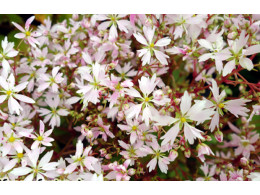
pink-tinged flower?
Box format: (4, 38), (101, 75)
(91, 117), (115, 141)
(125, 74), (170, 126)
(222, 30), (260, 76)
(167, 14), (206, 40)
(115, 62), (137, 79)
(142, 141), (170, 174)
(228, 122), (258, 159)
(31, 47), (51, 67)
(0, 37), (18, 75)
(37, 95), (69, 128)
(6, 114), (33, 134)
(118, 118), (148, 144)
(37, 66), (64, 93)
(196, 163), (217, 181)
(228, 170), (244, 181)
(12, 16), (41, 48)
(53, 40), (79, 61)
(134, 26), (171, 65)
(95, 14), (131, 40)
(214, 130), (223, 142)
(118, 140), (146, 165)
(157, 91), (214, 145)
(205, 79), (250, 132)
(0, 73), (35, 115)
(76, 62), (109, 106)
(0, 123), (24, 156)
(64, 140), (98, 174)
(197, 28), (227, 73)
(17, 63), (47, 93)
(105, 159), (132, 181)
(197, 143), (214, 162)
(107, 74), (133, 109)
(20, 120), (54, 149)
(11, 149), (59, 181)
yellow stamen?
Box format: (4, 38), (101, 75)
(132, 125), (137, 131)
(6, 90), (12, 96)
(8, 136), (15, 143)
(25, 31), (31, 36)
(17, 153), (24, 158)
(218, 103), (225, 109)
(37, 136), (43, 141)
(150, 43), (154, 48)
(144, 97), (150, 102)
(180, 117), (186, 123)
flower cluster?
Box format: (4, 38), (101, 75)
(0, 14), (259, 181)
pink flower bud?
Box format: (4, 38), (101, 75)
(153, 90), (164, 101)
(86, 130), (93, 139)
(72, 14), (79, 20)
(227, 32), (238, 40)
(128, 168), (136, 176)
(169, 150), (178, 161)
(105, 154), (112, 159)
(184, 149), (191, 158)
(97, 105), (103, 111)
(99, 148), (107, 157)
(240, 157), (248, 166)
(214, 130), (223, 142)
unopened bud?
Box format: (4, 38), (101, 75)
(128, 168), (136, 176)
(105, 154), (112, 159)
(214, 130), (223, 142)
(99, 148), (107, 157)
(153, 90), (164, 101)
(240, 157), (249, 166)
(169, 150), (178, 161)
(227, 32), (238, 40)
(184, 149), (191, 158)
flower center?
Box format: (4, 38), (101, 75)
(51, 109), (57, 115)
(111, 17), (116, 22)
(132, 125), (137, 131)
(218, 103), (225, 109)
(144, 97), (150, 102)
(50, 77), (55, 83)
(6, 90), (12, 96)
(17, 153), (24, 158)
(8, 136), (15, 143)
(150, 43), (154, 48)
(25, 31), (31, 36)
(37, 136), (43, 141)
(180, 117), (186, 123)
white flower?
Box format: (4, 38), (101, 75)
(0, 73), (35, 115)
(11, 149), (59, 181)
(205, 79), (250, 132)
(0, 37), (18, 76)
(96, 14), (131, 40)
(20, 120), (54, 149)
(37, 95), (69, 128)
(64, 140), (98, 174)
(157, 91), (214, 145)
(125, 74), (170, 126)
(222, 30), (260, 76)
(134, 26), (171, 65)
(37, 66), (64, 93)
